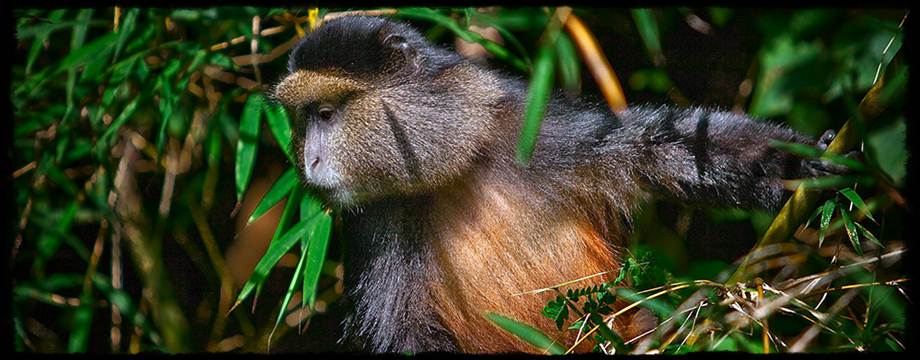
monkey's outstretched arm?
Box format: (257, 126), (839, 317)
(609, 106), (814, 211)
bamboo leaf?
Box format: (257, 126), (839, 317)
(270, 236), (308, 343)
(631, 9), (664, 66)
(96, 95), (141, 157)
(555, 32), (580, 93)
(854, 222), (883, 248)
(265, 103), (294, 163)
(516, 42), (556, 165)
(248, 168), (297, 225)
(839, 188), (876, 223)
(791, 175), (873, 190)
(17, 32), (119, 99)
(67, 294), (94, 352)
(232, 205), (317, 309)
(302, 208), (331, 308)
(236, 93), (264, 201)
(156, 71), (177, 156)
(24, 9), (67, 76)
(91, 275), (159, 344)
(769, 140), (821, 158)
(818, 199), (835, 248)
(397, 8), (528, 72)
(483, 312), (565, 355)
(112, 8), (140, 63)
(839, 208), (862, 256)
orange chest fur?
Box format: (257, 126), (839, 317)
(427, 183), (623, 353)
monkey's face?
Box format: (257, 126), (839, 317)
(273, 16), (497, 206)
(274, 69), (402, 205)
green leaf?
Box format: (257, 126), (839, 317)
(232, 204), (318, 310)
(838, 188), (876, 223)
(24, 9), (67, 76)
(265, 104), (294, 163)
(541, 296), (569, 330)
(854, 222), (883, 249)
(236, 93), (264, 201)
(616, 287), (673, 318)
(805, 204), (822, 229)
(248, 168), (298, 225)
(91, 274), (160, 344)
(554, 33), (580, 93)
(112, 8), (140, 63)
(156, 72), (177, 156)
(516, 42), (556, 165)
(769, 139), (821, 158)
(818, 199), (835, 248)
(67, 294), (94, 353)
(302, 209), (331, 308)
(792, 175), (873, 190)
(63, 9), (92, 130)
(397, 8), (528, 73)
(866, 119), (907, 186)
(632, 9), (663, 65)
(270, 235), (308, 343)
(483, 312), (565, 354)
(839, 208), (862, 256)
(17, 32), (119, 99)
(483, 21), (532, 67)
(96, 95), (142, 157)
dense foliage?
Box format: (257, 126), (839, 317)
(11, 7), (909, 353)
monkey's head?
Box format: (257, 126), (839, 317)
(273, 16), (503, 206)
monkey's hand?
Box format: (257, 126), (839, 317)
(800, 129), (864, 178)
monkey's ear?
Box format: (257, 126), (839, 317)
(381, 33), (420, 71)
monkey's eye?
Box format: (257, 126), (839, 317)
(317, 105), (335, 122)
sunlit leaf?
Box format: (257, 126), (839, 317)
(839, 207), (862, 256)
(818, 199), (835, 248)
(91, 274), (160, 344)
(265, 103), (294, 163)
(67, 294), (93, 352)
(270, 235), (308, 342)
(248, 168), (297, 225)
(112, 8), (140, 63)
(302, 209), (331, 308)
(397, 7), (529, 73)
(790, 175), (873, 190)
(838, 188), (876, 223)
(17, 32), (118, 99)
(236, 93), (264, 201)
(854, 222), (883, 248)
(555, 33), (580, 92)
(232, 202), (318, 309)
(483, 312), (565, 354)
(516, 42), (556, 165)
(24, 9), (67, 76)
(96, 94), (141, 158)
(631, 9), (663, 66)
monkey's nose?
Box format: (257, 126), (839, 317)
(310, 157), (320, 170)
